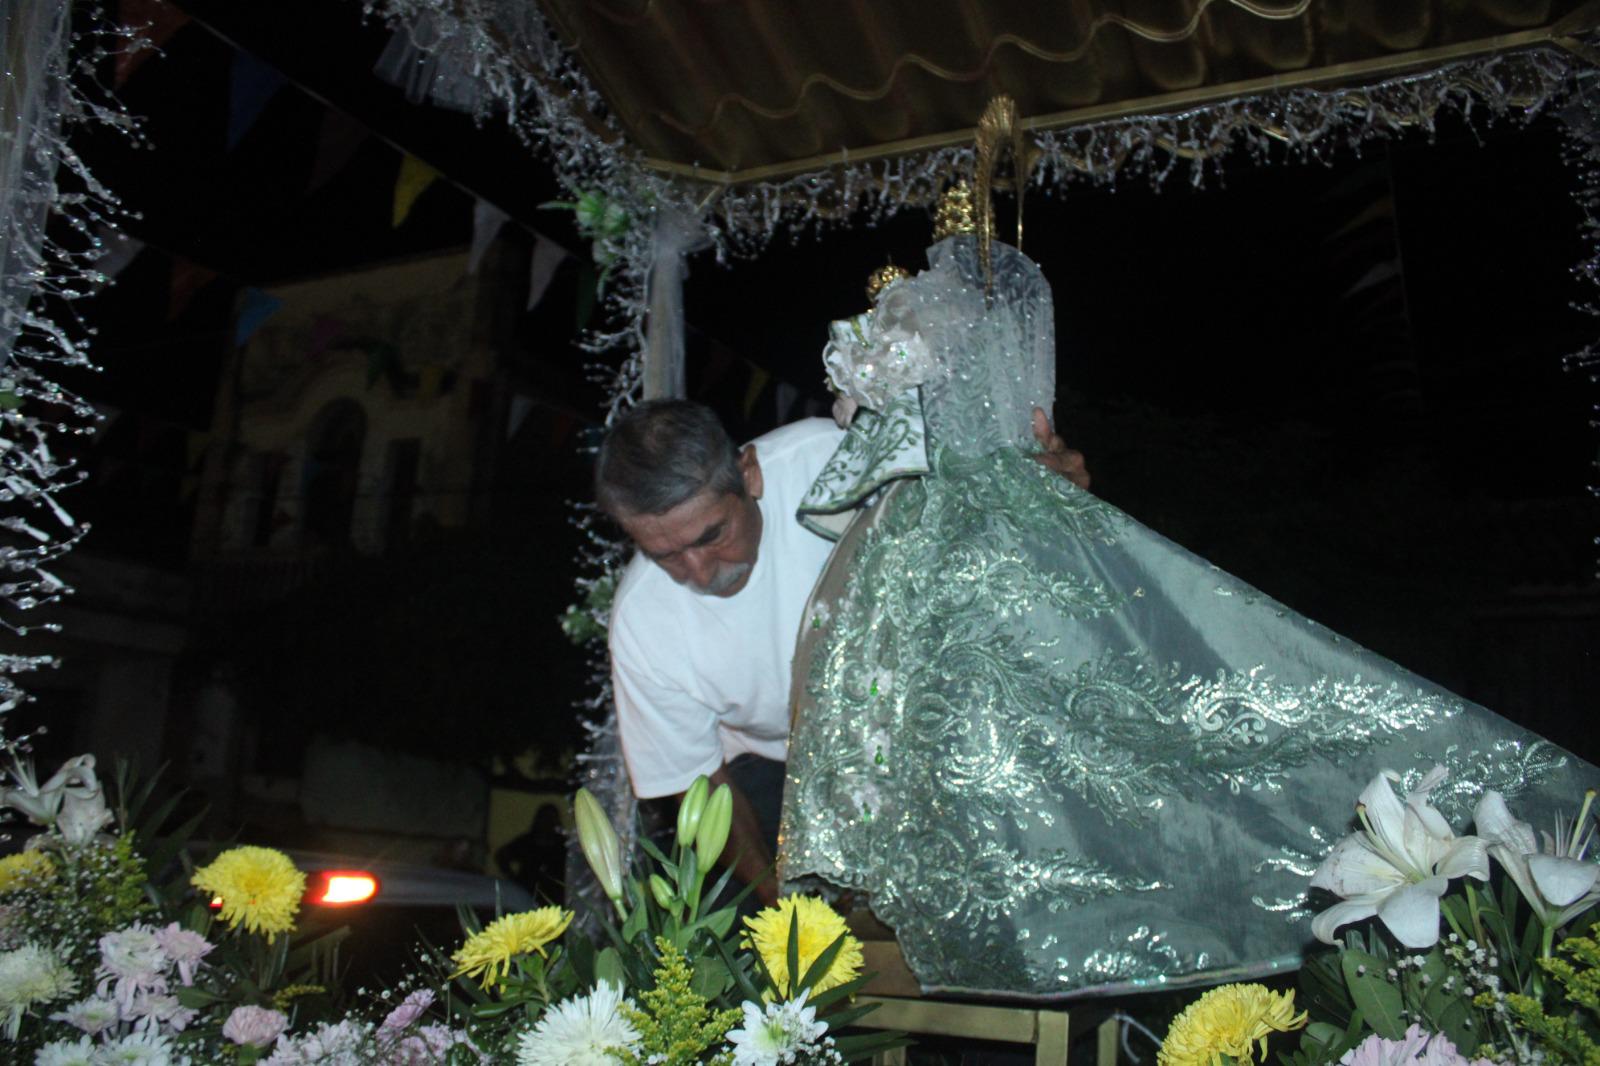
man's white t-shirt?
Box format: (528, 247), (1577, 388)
(609, 418), (844, 799)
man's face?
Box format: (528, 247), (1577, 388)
(619, 447), (764, 597)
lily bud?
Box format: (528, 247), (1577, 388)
(649, 874), (675, 911)
(573, 788), (624, 902)
(677, 776), (710, 847)
(695, 784), (733, 870)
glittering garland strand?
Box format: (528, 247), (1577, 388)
(0, 6), (142, 739)
(361, 0), (1600, 906)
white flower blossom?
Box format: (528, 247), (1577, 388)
(96, 1020), (189, 1066)
(0, 942), (78, 1038)
(515, 981), (640, 1066)
(1310, 767), (1490, 949)
(726, 991), (830, 1065)
(34, 1034), (96, 1066)
(96, 924), (169, 1017)
(1474, 789), (1599, 931)
(50, 994), (119, 1036)
(151, 924), (212, 987)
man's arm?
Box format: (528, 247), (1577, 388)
(681, 765), (779, 907)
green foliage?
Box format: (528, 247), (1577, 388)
(620, 938), (740, 1066)
(1479, 937), (1600, 1065)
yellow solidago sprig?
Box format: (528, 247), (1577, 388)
(451, 905), (573, 989)
(0, 850), (54, 893)
(622, 937), (740, 1066)
(1158, 983), (1307, 1066)
(742, 894), (864, 998)
(191, 845), (306, 941)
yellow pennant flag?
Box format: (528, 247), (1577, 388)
(742, 365), (771, 418)
(393, 155), (440, 228)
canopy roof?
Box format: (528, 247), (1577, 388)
(535, 0), (1599, 183)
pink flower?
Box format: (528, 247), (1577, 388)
(223, 1004), (289, 1048)
(1339, 1025), (1496, 1066)
(379, 988), (435, 1036)
(153, 923), (213, 986)
(386, 1025), (484, 1064)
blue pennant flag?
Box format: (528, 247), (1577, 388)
(234, 287), (283, 348)
(228, 50), (288, 150)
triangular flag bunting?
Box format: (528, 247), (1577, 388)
(234, 287), (284, 347)
(115, 0), (190, 87)
(227, 50), (288, 150)
(308, 110), (367, 194)
(393, 155), (440, 228)
(507, 394), (534, 440)
(468, 200), (509, 275)
(742, 365), (771, 418)
(167, 257), (218, 320)
(94, 226), (145, 280)
(526, 236), (566, 310)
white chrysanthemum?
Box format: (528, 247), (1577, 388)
(0, 942), (79, 1038)
(96, 1022), (189, 1066)
(34, 1034), (96, 1066)
(726, 991), (830, 1065)
(516, 982), (640, 1066)
(50, 994), (119, 1035)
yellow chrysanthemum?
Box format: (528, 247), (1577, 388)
(1158, 983), (1307, 1066)
(742, 894), (863, 997)
(191, 846), (305, 941)
(450, 906), (573, 988)
(0, 851), (54, 893)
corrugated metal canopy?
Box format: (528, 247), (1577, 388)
(534, 0), (1599, 182)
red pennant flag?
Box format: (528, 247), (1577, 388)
(115, 0), (191, 87)
(307, 110), (367, 194)
(167, 256), (218, 320)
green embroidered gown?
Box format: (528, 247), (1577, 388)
(779, 235), (1594, 999)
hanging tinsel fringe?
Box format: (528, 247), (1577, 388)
(0, 4), (143, 747)
(365, 0), (1600, 905)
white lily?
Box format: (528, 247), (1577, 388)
(1474, 788), (1599, 934)
(1310, 766), (1490, 949)
(0, 754), (108, 842)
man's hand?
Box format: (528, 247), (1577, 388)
(1030, 407), (1090, 490)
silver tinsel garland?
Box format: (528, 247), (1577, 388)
(0, 4), (140, 738)
(363, 0), (1600, 911)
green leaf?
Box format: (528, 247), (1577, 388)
(690, 956), (730, 1000)
(1302, 1022), (1343, 1050)
(1342, 950), (1405, 1039)
(596, 947), (625, 989)
(797, 930), (849, 995)
(809, 972), (873, 1011)
(786, 906), (802, 1000)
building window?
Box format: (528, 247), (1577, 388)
(301, 399), (366, 548)
(383, 438), (422, 553)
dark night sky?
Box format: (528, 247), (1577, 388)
(57, 5), (1600, 764)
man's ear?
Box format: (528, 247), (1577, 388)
(738, 445), (764, 500)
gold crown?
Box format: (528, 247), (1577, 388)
(865, 262), (910, 303)
(932, 180), (978, 241)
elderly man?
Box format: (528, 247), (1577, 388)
(596, 399), (1086, 904)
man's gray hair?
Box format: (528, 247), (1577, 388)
(595, 400), (745, 518)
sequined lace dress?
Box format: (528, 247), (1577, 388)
(779, 235), (1594, 1000)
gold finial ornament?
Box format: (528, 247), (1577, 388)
(865, 262), (910, 303)
(932, 180), (978, 241)
(973, 94), (1034, 297)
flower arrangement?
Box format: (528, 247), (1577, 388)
(1156, 768), (1598, 1066)
(0, 750), (904, 1063)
